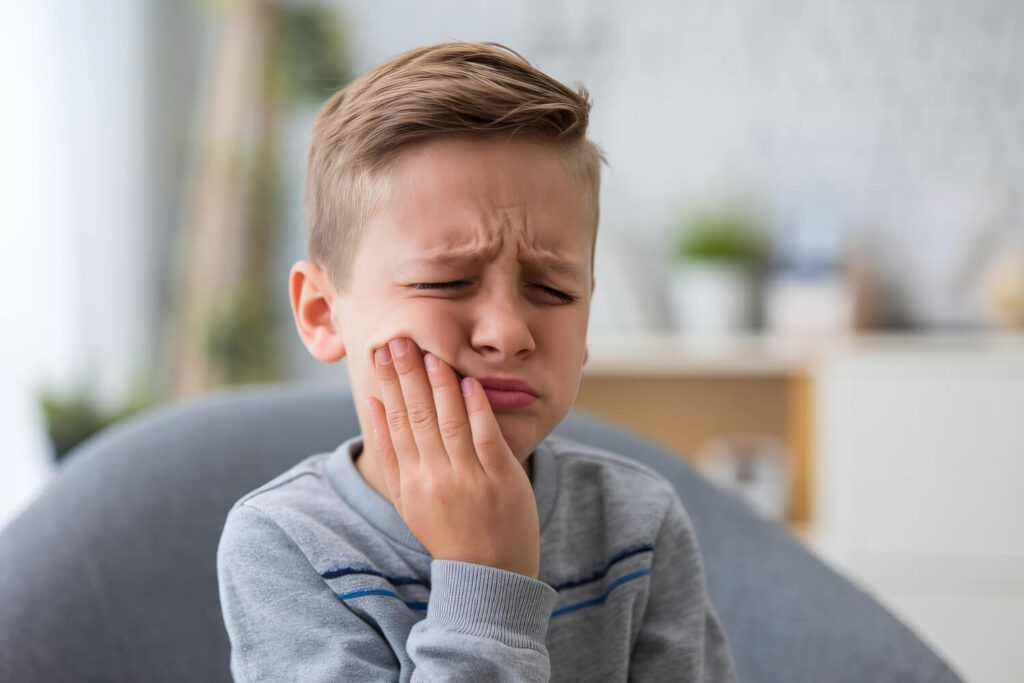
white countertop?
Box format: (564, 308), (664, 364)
(583, 330), (1024, 376)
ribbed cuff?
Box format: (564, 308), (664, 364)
(427, 560), (558, 650)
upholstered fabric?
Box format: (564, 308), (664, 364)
(0, 382), (962, 682)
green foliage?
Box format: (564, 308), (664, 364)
(205, 277), (283, 385)
(674, 208), (766, 263)
(267, 3), (353, 103)
(38, 381), (157, 461)
(200, 1), (350, 388)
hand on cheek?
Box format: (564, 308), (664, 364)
(364, 336), (541, 579)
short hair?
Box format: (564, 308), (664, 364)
(305, 40), (607, 293)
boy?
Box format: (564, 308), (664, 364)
(217, 40), (736, 681)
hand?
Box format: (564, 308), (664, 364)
(364, 337), (541, 579)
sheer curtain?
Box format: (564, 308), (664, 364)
(0, 0), (153, 530)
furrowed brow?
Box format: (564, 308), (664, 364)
(394, 249), (587, 284)
(393, 250), (493, 278)
(525, 255), (587, 283)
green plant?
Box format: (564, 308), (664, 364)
(205, 275), (283, 385)
(674, 208), (766, 263)
(38, 380), (157, 461)
(267, 3), (353, 103)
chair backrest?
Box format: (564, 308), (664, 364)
(0, 382), (961, 682)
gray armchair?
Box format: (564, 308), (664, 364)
(0, 382), (962, 682)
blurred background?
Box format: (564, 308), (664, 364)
(2, 1), (1022, 680)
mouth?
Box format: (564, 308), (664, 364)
(389, 346), (537, 412)
(475, 376), (538, 411)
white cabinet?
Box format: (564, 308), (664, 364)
(811, 338), (1024, 683)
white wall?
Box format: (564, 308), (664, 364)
(0, 0), (152, 529)
(334, 0), (1024, 329)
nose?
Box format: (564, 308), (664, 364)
(469, 287), (536, 363)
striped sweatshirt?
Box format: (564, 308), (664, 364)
(216, 433), (736, 682)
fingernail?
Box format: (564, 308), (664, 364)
(461, 377), (473, 396)
(388, 338), (408, 358)
(424, 352), (439, 372)
(375, 346), (391, 364)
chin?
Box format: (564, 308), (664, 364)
(495, 419), (544, 463)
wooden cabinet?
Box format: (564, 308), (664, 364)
(576, 333), (815, 525)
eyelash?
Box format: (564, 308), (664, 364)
(412, 281), (577, 304)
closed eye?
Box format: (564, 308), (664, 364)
(411, 281), (470, 290)
(411, 281), (576, 304)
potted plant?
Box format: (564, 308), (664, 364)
(668, 207), (766, 334)
(38, 379), (157, 462)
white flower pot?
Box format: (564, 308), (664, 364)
(668, 260), (756, 334)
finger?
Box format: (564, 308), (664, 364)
(373, 343), (420, 469)
(460, 376), (514, 475)
(365, 396), (403, 516)
(388, 337), (449, 468)
(423, 351), (480, 474)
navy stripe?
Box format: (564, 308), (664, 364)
(337, 569), (652, 618)
(322, 566), (429, 587)
(550, 569), (651, 618)
(337, 588), (427, 611)
(549, 543), (654, 591)
(329, 543), (655, 616)
(322, 543), (652, 591)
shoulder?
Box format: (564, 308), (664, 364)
(543, 434), (678, 499)
(219, 452), (369, 570)
(231, 452), (333, 514)
(541, 434), (684, 531)
(219, 452), (332, 543)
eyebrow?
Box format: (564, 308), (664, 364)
(396, 250), (587, 283)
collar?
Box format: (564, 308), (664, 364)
(326, 433), (560, 555)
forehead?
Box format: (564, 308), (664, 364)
(365, 135), (594, 276)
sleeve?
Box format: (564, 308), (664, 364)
(217, 503), (560, 682)
(405, 559), (559, 681)
(628, 491), (738, 682)
(217, 503), (400, 682)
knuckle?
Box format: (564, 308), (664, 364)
(394, 356), (419, 376)
(405, 402), (436, 430)
(386, 408), (409, 432)
(473, 430), (500, 451)
(437, 417), (464, 442)
(415, 472), (449, 500)
(377, 368), (400, 386)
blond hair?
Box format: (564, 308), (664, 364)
(305, 40), (607, 293)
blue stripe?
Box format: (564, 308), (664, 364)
(549, 543), (654, 592)
(322, 566), (429, 587)
(330, 544), (655, 617)
(550, 569), (651, 618)
(337, 569), (651, 617)
(337, 588), (427, 611)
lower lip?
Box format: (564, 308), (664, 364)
(482, 388), (537, 410)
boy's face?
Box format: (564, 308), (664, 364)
(293, 135), (595, 463)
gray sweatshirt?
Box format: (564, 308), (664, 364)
(217, 433), (737, 682)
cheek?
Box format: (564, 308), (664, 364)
(359, 302), (464, 369)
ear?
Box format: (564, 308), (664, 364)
(289, 260), (347, 362)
